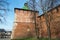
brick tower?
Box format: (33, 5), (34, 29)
(11, 8), (39, 39)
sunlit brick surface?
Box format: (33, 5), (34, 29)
(11, 9), (39, 39)
(38, 5), (60, 38)
(11, 5), (60, 39)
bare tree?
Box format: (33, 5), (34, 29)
(27, 0), (40, 40)
(27, 0), (59, 40)
(0, 0), (9, 23)
(39, 0), (58, 40)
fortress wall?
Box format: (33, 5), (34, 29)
(11, 8), (39, 39)
(38, 5), (60, 38)
(11, 5), (60, 39)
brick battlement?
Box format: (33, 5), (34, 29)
(11, 5), (60, 39)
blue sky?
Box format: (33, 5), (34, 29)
(0, 0), (60, 31)
(0, 0), (28, 31)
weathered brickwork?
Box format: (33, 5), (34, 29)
(38, 5), (60, 38)
(11, 9), (39, 39)
(11, 5), (60, 39)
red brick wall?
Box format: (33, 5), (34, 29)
(13, 22), (36, 39)
(11, 9), (39, 39)
(38, 5), (60, 38)
(11, 5), (60, 39)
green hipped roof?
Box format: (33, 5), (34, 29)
(22, 6), (30, 10)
